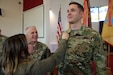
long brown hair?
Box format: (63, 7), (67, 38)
(2, 34), (29, 75)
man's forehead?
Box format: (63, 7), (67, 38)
(68, 4), (78, 9)
(28, 28), (37, 33)
(28, 27), (36, 31)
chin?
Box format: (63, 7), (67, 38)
(69, 22), (74, 24)
(68, 20), (73, 23)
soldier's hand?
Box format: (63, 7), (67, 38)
(62, 32), (69, 40)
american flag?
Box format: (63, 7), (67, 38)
(56, 7), (62, 42)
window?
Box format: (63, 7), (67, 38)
(90, 6), (108, 22)
(90, 7), (99, 22)
(99, 6), (108, 21)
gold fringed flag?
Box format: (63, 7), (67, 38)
(56, 7), (62, 43)
(102, 0), (113, 75)
(83, 0), (92, 28)
(102, 0), (113, 46)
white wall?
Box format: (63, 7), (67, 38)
(0, 0), (23, 36)
(0, 0), (47, 44)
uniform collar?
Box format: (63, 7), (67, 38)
(66, 25), (86, 35)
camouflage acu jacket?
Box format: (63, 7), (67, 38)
(29, 41), (51, 60)
(58, 25), (107, 75)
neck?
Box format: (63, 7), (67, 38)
(33, 41), (37, 46)
(70, 21), (82, 30)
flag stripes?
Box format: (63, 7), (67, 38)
(57, 22), (62, 38)
(56, 7), (62, 42)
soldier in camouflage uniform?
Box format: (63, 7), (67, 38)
(28, 41), (51, 60)
(58, 2), (107, 75)
(25, 26), (51, 60)
(25, 26), (52, 75)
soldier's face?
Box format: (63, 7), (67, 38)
(67, 4), (83, 24)
(26, 27), (38, 42)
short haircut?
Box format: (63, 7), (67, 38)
(69, 2), (84, 12)
(25, 26), (36, 34)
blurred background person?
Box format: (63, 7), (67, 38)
(25, 26), (51, 60)
(25, 26), (52, 75)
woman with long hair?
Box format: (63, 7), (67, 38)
(1, 32), (69, 75)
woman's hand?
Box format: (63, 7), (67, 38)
(62, 32), (69, 40)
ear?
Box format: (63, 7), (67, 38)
(80, 12), (84, 18)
